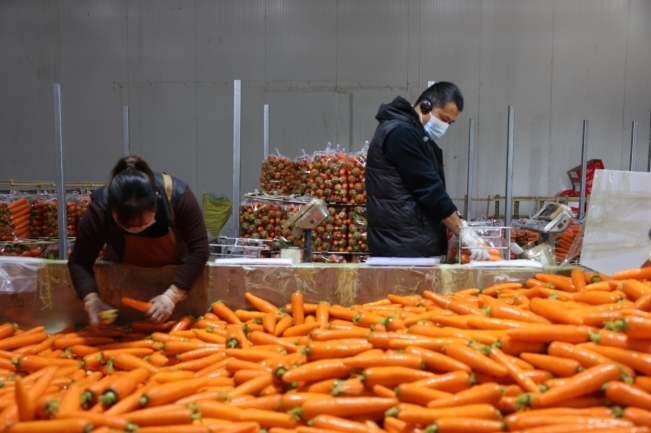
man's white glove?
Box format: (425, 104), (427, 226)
(145, 285), (187, 324)
(459, 221), (490, 261)
(83, 293), (114, 328)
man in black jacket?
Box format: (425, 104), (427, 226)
(366, 82), (488, 259)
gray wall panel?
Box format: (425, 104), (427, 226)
(0, 0), (60, 181)
(266, 0), (337, 91)
(476, 0), (554, 217)
(59, 0), (128, 182)
(130, 83), (198, 196)
(336, 0), (410, 91)
(624, 0), (651, 171)
(1, 0), (651, 225)
(196, 0), (265, 84)
(420, 0), (482, 208)
(550, 0), (629, 193)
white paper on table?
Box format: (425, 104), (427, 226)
(213, 258), (294, 266)
(580, 170), (651, 275)
(366, 257), (440, 267)
(468, 259), (544, 268)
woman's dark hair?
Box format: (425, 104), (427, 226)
(107, 155), (157, 227)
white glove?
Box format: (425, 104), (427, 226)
(83, 293), (114, 329)
(459, 221), (490, 261)
(145, 286), (187, 324)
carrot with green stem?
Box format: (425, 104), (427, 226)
(394, 384), (453, 406)
(0, 333), (48, 351)
(244, 293), (280, 314)
(547, 341), (635, 378)
(571, 269), (587, 293)
(442, 344), (507, 377)
(3, 419), (92, 433)
(139, 377), (208, 407)
(506, 325), (590, 344)
(488, 347), (539, 393)
(316, 302), (330, 329)
(534, 274), (576, 292)
(622, 407), (651, 428)
(580, 342), (651, 376)
(300, 397), (397, 421)
(612, 267), (651, 281)
(603, 380), (651, 411)
(519, 353), (582, 377)
(529, 298), (583, 325)
(99, 367), (150, 407)
(425, 382), (503, 409)
(281, 359), (350, 384)
(273, 316), (294, 337)
(536, 362), (622, 407)
(211, 301), (242, 324)
(342, 352), (422, 370)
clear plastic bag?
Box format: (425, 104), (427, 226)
(36, 193), (90, 238)
(346, 141), (368, 205)
(307, 144), (348, 204)
(292, 151), (312, 197)
(0, 256), (44, 293)
(314, 206), (348, 253)
(311, 253), (348, 264)
(347, 206), (369, 253)
(260, 150), (294, 195)
(449, 224), (507, 264)
(559, 223), (583, 265)
(0, 194), (33, 241)
(238, 199), (280, 241)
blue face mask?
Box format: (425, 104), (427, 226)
(424, 115), (449, 140)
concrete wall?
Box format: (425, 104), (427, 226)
(1, 0), (650, 227)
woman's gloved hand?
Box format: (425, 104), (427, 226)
(459, 221), (490, 261)
(83, 293), (114, 328)
(145, 285), (187, 324)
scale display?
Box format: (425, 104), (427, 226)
(517, 203), (573, 234)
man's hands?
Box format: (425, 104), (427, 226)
(145, 285), (187, 324)
(459, 221), (490, 261)
(83, 293), (114, 329)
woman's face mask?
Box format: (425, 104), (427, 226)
(113, 211), (156, 233)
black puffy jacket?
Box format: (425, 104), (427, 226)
(366, 97), (453, 257)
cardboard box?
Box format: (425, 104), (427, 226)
(568, 159), (604, 195)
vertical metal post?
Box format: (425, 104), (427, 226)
(505, 106), (515, 229)
(466, 119), (475, 220)
(232, 80), (242, 238)
(630, 121), (638, 171)
(53, 84), (68, 260)
(349, 93), (354, 150)
(122, 106), (130, 157)
(579, 120), (589, 220)
(648, 110), (651, 172)
(263, 104), (270, 159)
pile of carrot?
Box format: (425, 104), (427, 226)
(3, 267), (651, 433)
(554, 224), (581, 264)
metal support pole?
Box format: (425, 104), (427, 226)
(648, 109), (651, 172)
(349, 93), (354, 150)
(466, 119), (475, 220)
(304, 229), (312, 263)
(53, 83), (68, 260)
(263, 104), (270, 159)
(505, 107), (514, 230)
(122, 106), (130, 157)
(232, 80), (241, 238)
(630, 121), (638, 171)
(579, 120), (589, 220)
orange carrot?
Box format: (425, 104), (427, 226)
(120, 297), (153, 313)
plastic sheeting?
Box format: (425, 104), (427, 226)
(581, 170), (651, 275)
(0, 260), (576, 332)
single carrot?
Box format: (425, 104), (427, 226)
(506, 325), (590, 344)
(281, 359), (350, 384)
(528, 298), (583, 325)
(120, 297), (153, 313)
(362, 366), (434, 388)
(300, 397), (397, 421)
(571, 269), (587, 293)
(316, 302), (330, 329)
(0, 333), (48, 351)
(245, 293), (280, 314)
(395, 383), (453, 406)
(291, 291), (305, 326)
(519, 353), (582, 377)
(211, 301), (242, 325)
(489, 347), (539, 393)
(534, 274), (576, 292)
(612, 267), (651, 281)
(3, 419), (92, 433)
(140, 377), (208, 407)
(426, 383), (503, 409)
(442, 344), (508, 377)
(581, 342), (651, 376)
(536, 362), (622, 407)
(262, 313), (277, 335)
(604, 380), (651, 411)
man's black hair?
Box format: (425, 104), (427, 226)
(415, 82), (464, 112)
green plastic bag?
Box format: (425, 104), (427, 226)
(203, 192), (232, 238)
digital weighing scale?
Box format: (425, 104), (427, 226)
(515, 202), (574, 235)
(281, 198), (329, 263)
